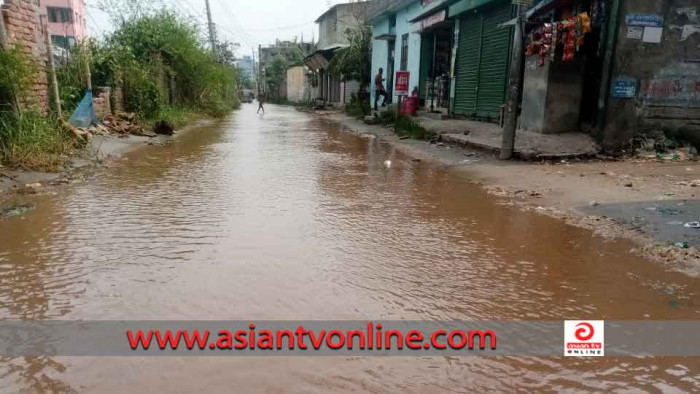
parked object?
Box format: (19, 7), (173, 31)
(68, 90), (99, 129)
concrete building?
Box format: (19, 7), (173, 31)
(236, 55), (256, 88)
(369, 0), (456, 111)
(41, 0), (87, 49)
(519, 0), (700, 152)
(305, 2), (367, 107)
(259, 40), (316, 101)
(286, 64), (316, 104)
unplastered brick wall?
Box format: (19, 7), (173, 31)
(93, 87), (111, 119)
(1, 0), (49, 113)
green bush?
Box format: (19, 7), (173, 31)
(0, 112), (76, 171)
(345, 99), (370, 119)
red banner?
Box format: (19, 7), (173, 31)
(395, 71), (410, 96)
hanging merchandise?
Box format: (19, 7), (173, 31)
(540, 23), (552, 66)
(525, 12), (593, 67)
(563, 20), (576, 62)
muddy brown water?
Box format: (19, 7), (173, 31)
(1, 105), (699, 392)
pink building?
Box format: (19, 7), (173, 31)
(41, 0), (87, 49)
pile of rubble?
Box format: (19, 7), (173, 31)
(67, 112), (174, 140)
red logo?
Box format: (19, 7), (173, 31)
(574, 322), (595, 341)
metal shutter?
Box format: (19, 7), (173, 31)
(453, 2), (514, 119)
(476, 3), (514, 119)
(453, 12), (482, 117)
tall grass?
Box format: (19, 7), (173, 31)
(0, 112), (76, 171)
(144, 105), (200, 130)
(378, 110), (433, 140)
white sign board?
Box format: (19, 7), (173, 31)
(642, 27), (663, 43)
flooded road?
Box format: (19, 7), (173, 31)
(1, 104), (700, 392)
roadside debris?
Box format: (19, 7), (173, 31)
(154, 120), (175, 136)
(0, 204), (36, 218)
(685, 222), (700, 229)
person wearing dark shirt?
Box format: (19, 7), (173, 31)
(374, 68), (389, 111)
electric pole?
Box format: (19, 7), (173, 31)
(204, 0), (217, 53)
(0, 7), (7, 49)
(500, 4), (526, 160)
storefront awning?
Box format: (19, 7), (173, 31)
(374, 33), (397, 41)
(412, 9), (450, 34)
(448, 0), (494, 18)
(408, 0), (450, 23)
(304, 47), (344, 71)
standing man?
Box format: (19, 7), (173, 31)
(374, 68), (389, 111)
(257, 91), (266, 115)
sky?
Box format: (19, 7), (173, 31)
(85, 0), (346, 56)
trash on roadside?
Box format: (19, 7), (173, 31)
(674, 242), (690, 249)
(0, 204), (36, 218)
(661, 208), (683, 216)
(684, 222), (700, 229)
(383, 160), (392, 169)
(25, 183), (42, 188)
(677, 180), (700, 187)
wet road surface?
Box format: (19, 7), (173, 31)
(1, 104), (700, 392)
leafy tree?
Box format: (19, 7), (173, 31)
(329, 1), (371, 105)
(265, 57), (287, 102)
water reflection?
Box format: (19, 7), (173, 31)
(0, 104), (698, 391)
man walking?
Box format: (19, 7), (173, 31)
(374, 68), (389, 111)
(257, 91), (266, 115)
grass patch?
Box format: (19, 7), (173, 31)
(378, 109), (434, 140)
(345, 100), (370, 119)
(0, 112), (77, 172)
(144, 105), (200, 130)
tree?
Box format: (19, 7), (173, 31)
(265, 57), (287, 102)
(329, 1), (371, 104)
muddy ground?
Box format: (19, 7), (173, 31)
(321, 111), (700, 276)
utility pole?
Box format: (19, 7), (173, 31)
(258, 44), (263, 94)
(204, 0), (217, 53)
(500, 3), (526, 160)
(42, 17), (62, 118)
(0, 6), (7, 49)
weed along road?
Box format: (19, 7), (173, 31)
(1, 104), (700, 392)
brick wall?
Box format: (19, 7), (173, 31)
(1, 0), (49, 113)
(93, 86), (111, 119)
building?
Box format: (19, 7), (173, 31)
(42, 0), (87, 49)
(236, 55), (256, 88)
(259, 40), (316, 101)
(518, 0), (700, 152)
(305, 2), (367, 107)
(286, 64), (316, 104)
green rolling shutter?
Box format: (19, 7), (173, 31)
(454, 12), (482, 117)
(453, 2), (514, 120)
(476, 4), (514, 118)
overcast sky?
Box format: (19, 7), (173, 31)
(85, 0), (345, 55)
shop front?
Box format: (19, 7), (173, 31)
(412, 7), (454, 114)
(449, 0), (516, 121)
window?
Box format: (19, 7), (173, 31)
(51, 35), (76, 49)
(47, 7), (72, 23)
(326, 9), (337, 37)
(400, 34), (409, 71)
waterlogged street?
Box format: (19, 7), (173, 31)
(1, 104), (700, 392)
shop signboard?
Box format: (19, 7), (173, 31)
(395, 71), (410, 96)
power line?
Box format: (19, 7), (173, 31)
(245, 21), (315, 32)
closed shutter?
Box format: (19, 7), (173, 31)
(476, 4), (514, 118)
(453, 1), (514, 119)
(453, 13), (482, 117)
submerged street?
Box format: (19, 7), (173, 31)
(1, 104), (700, 392)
